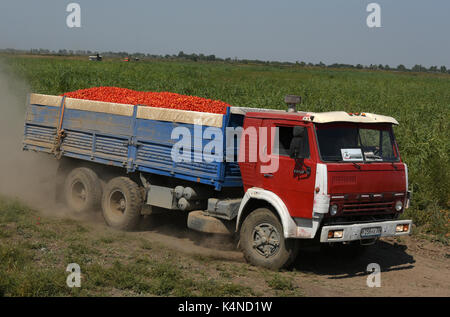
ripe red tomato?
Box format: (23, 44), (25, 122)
(62, 87), (229, 114)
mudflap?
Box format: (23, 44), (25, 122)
(187, 210), (235, 235)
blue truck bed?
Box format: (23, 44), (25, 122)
(23, 94), (243, 190)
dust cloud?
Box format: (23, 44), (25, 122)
(0, 63), (59, 211)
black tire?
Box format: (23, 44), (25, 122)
(239, 208), (299, 270)
(101, 177), (143, 231)
(63, 167), (102, 214)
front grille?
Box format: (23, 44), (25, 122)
(323, 213), (398, 226)
(342, 201), (394, 213)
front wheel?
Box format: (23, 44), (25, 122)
(239, 208), (298, 270)
(101, 177), (143, 231)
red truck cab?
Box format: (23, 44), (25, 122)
(236, 109), (412, 268)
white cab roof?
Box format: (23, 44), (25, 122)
(230, 107), (399, 125)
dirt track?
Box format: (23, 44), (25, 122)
(83, 212), (450, 297)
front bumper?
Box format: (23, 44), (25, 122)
(320, 219), (412, 243)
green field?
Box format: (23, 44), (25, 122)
(0, 197), (270, 296)
(1, 55), (449, 239)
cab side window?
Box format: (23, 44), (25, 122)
(274, 126), (310, 158)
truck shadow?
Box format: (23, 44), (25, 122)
(139, 213), (238, 252)
(138, 213), (416, 276)
(292, 241), (416, 278)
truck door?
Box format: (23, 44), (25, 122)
(261, 120), (317, 219)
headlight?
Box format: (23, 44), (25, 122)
(395, 200), (403, 211)
(330, 204), (338, 216)
(396, 224), (410, 232)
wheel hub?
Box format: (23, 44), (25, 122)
(71, 181), (87, 208)
(252, 223), (281, 258)
(118, 199), (126, 211)
(79, 189), (86, 200)
(109, 190), (127, 218)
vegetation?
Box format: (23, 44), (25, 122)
(2, 49), (449, 74)
(1, 54), (449, 239)
(0, 197), (263, 296)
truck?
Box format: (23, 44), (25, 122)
(23, 93), (412, 270)
(88, 54), (102, 62)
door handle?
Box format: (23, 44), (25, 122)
(264, 173), (274, 178)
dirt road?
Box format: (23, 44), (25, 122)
(0, 196), (449, 297)
(100, 212), (450, 297)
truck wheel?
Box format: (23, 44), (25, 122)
(101, 177), (143, 231)
(239, 208), (298, 270)
(64, 167), (102, 214)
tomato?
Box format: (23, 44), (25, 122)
(62, 87), (229, 114)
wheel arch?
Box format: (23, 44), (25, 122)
(236, 188), (298, 238)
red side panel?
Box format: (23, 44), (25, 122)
(239, 117), (263, 191)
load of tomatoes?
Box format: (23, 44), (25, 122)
(62, 87), (229, 114)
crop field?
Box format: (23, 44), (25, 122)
(3, 55), (448, 237)
(0, 55), (448, 297)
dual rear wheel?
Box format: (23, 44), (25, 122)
(63, 167), (142, 231)
(64, 167), (102, 214)
(101, 176), (143, 231)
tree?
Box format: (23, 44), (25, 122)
(412, 64), (427, 72)
(397, 64), (407, 71)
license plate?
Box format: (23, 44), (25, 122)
(361, 227), (382, 238)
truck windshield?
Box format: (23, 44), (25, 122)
(315, 123), (399, 162)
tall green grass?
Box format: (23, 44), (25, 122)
(2, 56), (449, 237)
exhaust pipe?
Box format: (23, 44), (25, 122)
(285, 95), (301, 113)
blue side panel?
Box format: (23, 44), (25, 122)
(134, 118), (223, 187)
(60, 108), (131, 165)
(25, 124), (55, 144)
(24, 101), (244, 191)
(25, 104), (60, 127)
(23, 104), (59, 152)
(62, 108), (134, 136)
(223, 112), (244, 187)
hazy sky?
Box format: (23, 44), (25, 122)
(0, 0), (449, 67)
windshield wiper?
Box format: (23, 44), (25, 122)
(352, 162), (361, 170)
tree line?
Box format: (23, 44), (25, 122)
(1, 48), (448, 74)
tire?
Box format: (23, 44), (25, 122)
(101, 177), (143, 231)
(239, 208), (299, 270)
(64, 167), (102, 214)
